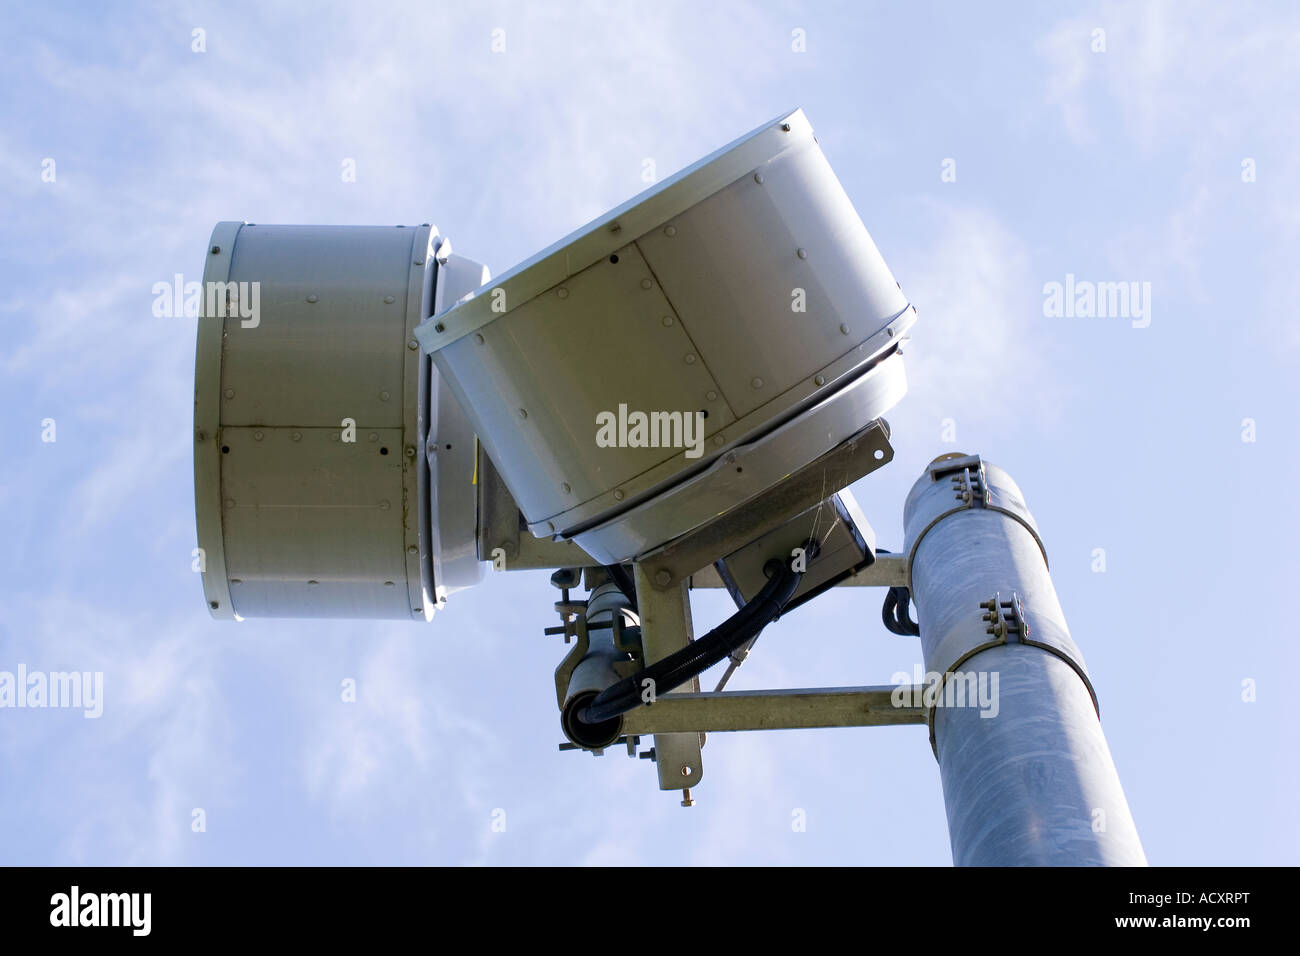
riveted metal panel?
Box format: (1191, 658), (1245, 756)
(220, 226), (419, 427)
(219, 426), (409, 618)
(438, 241), (733, 520)
(636, 141), (907, 418)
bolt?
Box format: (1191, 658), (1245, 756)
(378, 500), (389, 510)
(613, 489), (625, 501)
(840, 323), (850, 335)
(407, 339), (418, 350)
(384, 295), (396, 304)
(654, 569), (672, 587)
(557, 287), (569, 299)
(518, 408), (528, 419)
(379, 391), (390, 401)
(223, 388), (235, 399)
(681, 789), (695, 808)
(640, 278), (653, 290)
(796, 247), (807, 259)
(684, 353), (696, 365)
(210, 245), (220, 255)
(306, 294), (318, 303)
(661, 315), (674, 327)
(254, 431), (264, 440)
(474, 333), (485, 344)
(561, 482), (571, 495)
(664, 225), (677, 237)
(680, 765), (692, 777)
(751, 377), (764, 389)
(814, 374), (825, 386)
(754, 172), (764, 184)
(407, 545), (418, 555)
(291, 432), (302, 442)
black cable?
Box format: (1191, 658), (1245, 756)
(577, 540), (818, 726)
(876, 548), (920, 636)
(881, 586), (920, 635)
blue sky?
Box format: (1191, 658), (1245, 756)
(1, 0), (1296, 864)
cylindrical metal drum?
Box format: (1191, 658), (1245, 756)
(416, 109), (915, 563)
(193, 222), (483, 621)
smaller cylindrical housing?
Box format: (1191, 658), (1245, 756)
(560, 583), (637, 749)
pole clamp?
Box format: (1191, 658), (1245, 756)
(925, 590), (1099, 757)
(980, 592), (1027, 641)
(903, 456), (1050, 594)
(950, 463), (989, 509)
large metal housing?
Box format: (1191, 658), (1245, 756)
(193, 222), (485, 621)
(415, 109), (915, 563)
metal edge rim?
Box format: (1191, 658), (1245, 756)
(404, 225), (437, 621)
(568, 353), (909, 563)
(195, 220), (244, 620)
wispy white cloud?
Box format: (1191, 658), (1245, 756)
(0, 599), (236, 864)
(1037, 2), (1300, 154)
(887, 200), (1058, 435)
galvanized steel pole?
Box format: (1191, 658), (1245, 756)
(902, 455), (1146, 866)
